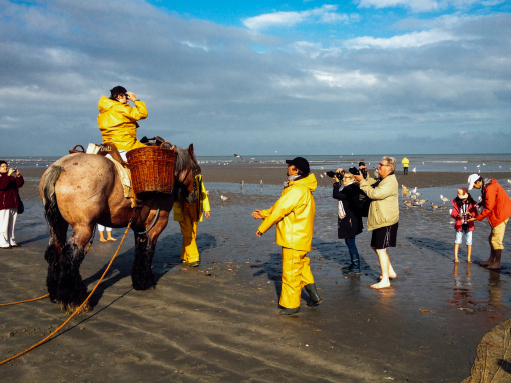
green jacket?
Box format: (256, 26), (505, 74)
(359, 173), (399, 231)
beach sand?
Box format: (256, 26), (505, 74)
(1, 164), (511, 382)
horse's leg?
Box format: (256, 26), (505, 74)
(58, 224), (93, 313)
(44, 218), (68, 303)
(132, 233), (156, 290)
(131, 208), (171, 290)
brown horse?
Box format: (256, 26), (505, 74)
(39, 144), (200, 313)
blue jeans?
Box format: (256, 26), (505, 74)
(345, 237), (359, 257)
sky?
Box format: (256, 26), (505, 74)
(1, 0), (510, 156)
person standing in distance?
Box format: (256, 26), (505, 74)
(402, 156), (409, 175)
(354, 157), (399, 289)
(252, 157), (321, 315)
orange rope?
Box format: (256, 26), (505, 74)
(0, 294), (49, 307)
(0, 221), (132, 366)
(0, 226), (95, 307)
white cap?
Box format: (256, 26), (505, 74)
(468, 174), (480, 190)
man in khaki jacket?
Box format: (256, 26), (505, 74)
(355, 156), (399, 289)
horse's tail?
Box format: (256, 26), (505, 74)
(41, 165), (66, 243)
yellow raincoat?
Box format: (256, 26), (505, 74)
(258, 173), (317, 308)
(258, 173), (317, 251)
(97, 96), (148, 151)
(173, 175), (210, 264)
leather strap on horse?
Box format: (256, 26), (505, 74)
(0, 220), (132, 366)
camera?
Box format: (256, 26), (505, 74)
(348, 167), (360, 175)
(326, 170), (344, 180)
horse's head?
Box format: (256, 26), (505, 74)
(175, 144), (201, 204)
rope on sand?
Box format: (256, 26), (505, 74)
(0, 225), (97, 307)
(0, 221), (131, 366)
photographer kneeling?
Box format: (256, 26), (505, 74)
(330, 167), (364, 274)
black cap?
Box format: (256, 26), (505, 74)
(110, 85), (127, 97)
(286, 157), (310, 174)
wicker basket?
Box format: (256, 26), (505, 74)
(127, 142), (176, 197)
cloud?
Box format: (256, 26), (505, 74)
(344, 29), (461, 49)
(357, 0), (504, 12)
(0, 1), (510, 156)
(242, 4), (351, 30)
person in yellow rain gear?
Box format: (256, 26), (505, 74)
(252, 157), (322, 316)
(97, 86), (148, 161)
(174, 175), (211, 267)
(402, 156), (409, 175)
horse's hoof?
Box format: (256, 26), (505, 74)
(60, 300), (91, 314)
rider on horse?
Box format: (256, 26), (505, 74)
(97, 86), (148, 161)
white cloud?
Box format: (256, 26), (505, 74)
(243, 4), (351, 30)
(357, 0), (504, 12)
(311, 69), (379, 87)
(344, 29), (460, 49)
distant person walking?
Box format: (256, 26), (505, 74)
(252, 157), (321, 315)
(354, 156), (399, 289)
(467, 174), (511, 269)
(451, 188), (478, 263)
(0, 161), (24, 248)
(402, 156), (409, 175)
(333, 171), (363, 274)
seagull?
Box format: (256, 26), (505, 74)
(483, 163), (486, 166)
(234, 154), (243, 160)
(477, 164), (480, 168)
(416, 199), (428, 207)
(464, 167), (467, 170)
(404, 200), (413, 208)
(431, 203), (440, 209)
(412, 167), (416, 173)
(220, 195), (228, 202)
(320, 174), (324, 178)
(508, 179), (511, 184)
(440, 195), (450, 204)
(478, 196), (482, 201)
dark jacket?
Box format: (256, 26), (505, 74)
(333, 182), (363, 239)
(0, 174), (24, 210)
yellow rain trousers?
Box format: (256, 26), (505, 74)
(257, 173), (317, 308)
(97, 96), (148, 151)
(280, 247), (315, 308)
(174, 175), (210, 263)
(179, 201), (200, 263)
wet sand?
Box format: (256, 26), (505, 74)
(1, 165), (511, 381)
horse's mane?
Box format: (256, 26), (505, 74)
(175, 146), (201, 174)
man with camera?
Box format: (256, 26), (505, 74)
(252, 157), (321, 315)
(354, 157), (399, 289)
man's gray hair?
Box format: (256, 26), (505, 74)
(382, 156), (397, 172)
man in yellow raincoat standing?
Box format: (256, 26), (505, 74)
(174, 175), (211, 267)
(252, 157), (322, 315)
(97, 86), (148, 160)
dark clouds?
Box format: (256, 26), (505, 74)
(0, 0), (510, 156)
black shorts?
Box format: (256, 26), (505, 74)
(370, 223), (399, 250)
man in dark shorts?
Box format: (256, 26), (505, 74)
(354, 156), (399, 289)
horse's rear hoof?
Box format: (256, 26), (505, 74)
(60, 300), (91, 314)
(132, 282), (156, 291)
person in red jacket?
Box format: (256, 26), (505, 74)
(451, 188), (478, 263)
(467, 174), (511, 269)
(0, 161), (24, 248)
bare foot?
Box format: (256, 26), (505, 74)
(479, 260), (491, 266)
(371, 281), (391, 289)
(99, 238), (107, 242)
(377, 273), (397, 281)
(454, 258), (460, 263)
(486, 262), (501, 270)
(467, 259), (472, 263)
(107, 237), (118, 241)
